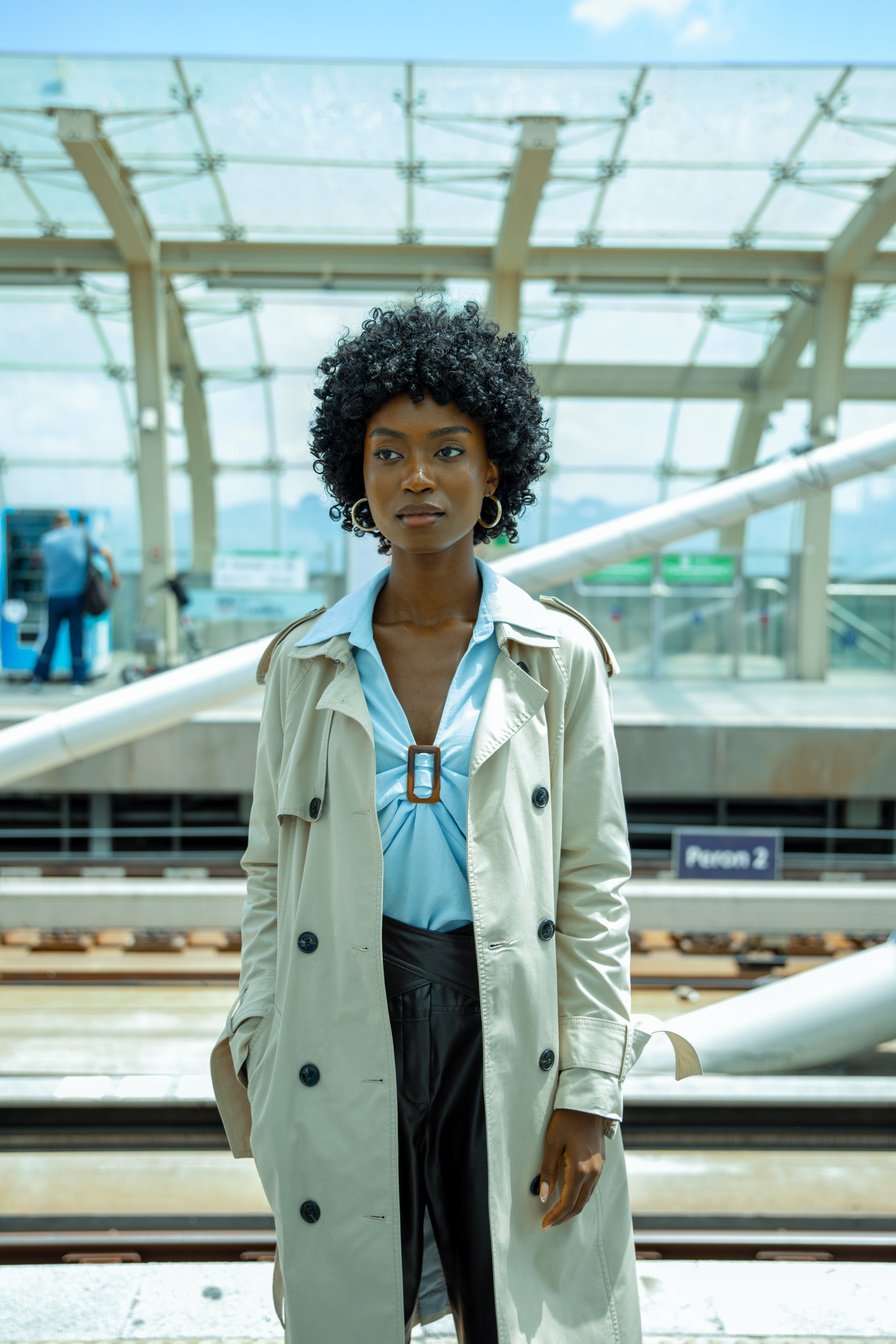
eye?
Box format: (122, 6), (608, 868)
(373, 447), (402, 461)
(436, 445), (464, 457)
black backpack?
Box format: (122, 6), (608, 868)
(82, 556), (111, 616)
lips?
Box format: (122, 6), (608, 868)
(396, 507), (445, 517)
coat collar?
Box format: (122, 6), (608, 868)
(289, 556), (559, 663)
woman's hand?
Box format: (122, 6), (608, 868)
(538, 1108), (606, 1229)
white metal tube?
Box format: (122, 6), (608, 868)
(0, 638), (269, 790)
(633, 936), (896, 1074)
(494, 420), (896, 588)
(0, 422), (893, 790)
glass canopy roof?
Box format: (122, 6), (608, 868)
(3, 58), (896, 246)
(1, 57), (894, 576)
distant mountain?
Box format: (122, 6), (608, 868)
(101, 484), (893, 582)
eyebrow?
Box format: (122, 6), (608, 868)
(369, 425), (473, 440)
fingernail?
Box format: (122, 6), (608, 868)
(540, 1181), (549, 1203)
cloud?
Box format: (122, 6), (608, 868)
(571, 0), (694, 33)
(677, 14), (711, 42)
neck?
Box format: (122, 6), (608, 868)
(375, 546), (482, 627)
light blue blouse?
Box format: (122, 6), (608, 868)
(296, 557), (501, 931)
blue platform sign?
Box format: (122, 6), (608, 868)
(673, 828), (781, 881)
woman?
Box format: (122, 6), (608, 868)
(210, 301), (698, 1344)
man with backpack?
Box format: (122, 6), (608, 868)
(29, 510), (120, 693)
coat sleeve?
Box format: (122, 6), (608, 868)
(552, 622), (633, 1128)
(226, 642), (291, 1078)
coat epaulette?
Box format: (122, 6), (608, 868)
(256, 606), (328, 685)
(537, 595), (619, 678)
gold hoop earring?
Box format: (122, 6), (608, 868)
(350, 497), (378, 533)
(478, 495), (503, 530)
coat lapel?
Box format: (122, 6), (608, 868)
(289, 636), (374, 742)
(469, 623), (553, 776)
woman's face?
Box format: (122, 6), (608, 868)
(362, 391), (499, 557)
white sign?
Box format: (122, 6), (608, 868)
(212, 552), (308, 592)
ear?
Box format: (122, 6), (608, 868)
(486, 460), (500, 493)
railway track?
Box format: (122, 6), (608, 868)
(3, 924), (885, 987)
(3, 1087), (894, 1152)
(2, 1224), (894, 1266)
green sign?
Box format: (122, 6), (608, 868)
(661, 554), (735, 586)
(582, 556), (652, 586)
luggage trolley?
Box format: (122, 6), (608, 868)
(0, 507), (113, 681)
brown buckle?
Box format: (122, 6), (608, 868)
(407, 744), (441, 803)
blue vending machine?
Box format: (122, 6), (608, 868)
(1, 508), (113, 681)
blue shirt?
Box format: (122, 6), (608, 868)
(40, 525), (97, 599)
(295, 557), (506, 931)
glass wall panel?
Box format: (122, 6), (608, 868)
(598, 168), (769, 246)
(833, 403), (896, 581)
(0, 371), (131, 462)
(208, 163), (403, 240)
(280, 468), (341, 569)
(669, 402), (740, 471)
(205, 382), (271, 464)
(271, 375), (317, 464)
(184, 303), (259, 368)
(622, 66), (832, 163)
(0, 292), (107, 364)
(0, 55), (177, 114)
(696, 300), (787, 365)
(564, 297), (705, 365)
(214, 469), (278, 554)
(847, 287), (896, 366)
(255, 293), (381, 367)
(180, 59), (405, 161)
(756, 184), (856, 245)
(550, 398), (673, 471)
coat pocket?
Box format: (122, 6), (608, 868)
(277, 706), (333, 823)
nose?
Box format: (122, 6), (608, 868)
(402, 457), (436, 491)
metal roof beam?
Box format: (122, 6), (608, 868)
(486, 117), (561, 330)
(531, 362), (892, 401)
(56, 109), (156, 266)
(8, 240), (896, 288)
(827, 165), (896, 279)
(720, 163), (896, 550)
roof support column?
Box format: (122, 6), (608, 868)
(795, 275), (853, 680)
(718, 299), (815, 551)
(182, 372), (216, 575)
(129, 258), (179, 661)
(57, 108), (179, 661)
(166, 296), (216, 575)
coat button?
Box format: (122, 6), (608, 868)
(309, 797), (322, 820)
(517, 660), (530, 674)
(539, 1048), (556, 1072)
(532, 786), (549, 809)
(299, 1063), (320, 1087)
(529, 1174), (540, 1197)
(300, 1200), (321, 1223)
(538, 919), (555, 941)
(297, 931), (319, 954)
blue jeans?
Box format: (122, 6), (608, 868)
(33, 594), (86, 685)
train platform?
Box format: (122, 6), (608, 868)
(1, 1260), (894, 1342)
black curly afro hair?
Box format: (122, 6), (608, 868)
(309, 299), (551, 554)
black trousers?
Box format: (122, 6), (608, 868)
(383, 914), (499, 1344)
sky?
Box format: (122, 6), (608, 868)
(3, 0), (896, 64)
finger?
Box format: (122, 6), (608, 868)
(539, 1138), (563, 1205)
(541, 1156), (582, 1229)
(542, 1182), (583, 1228)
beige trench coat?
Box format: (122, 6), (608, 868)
(210, 572), (700, 1344)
